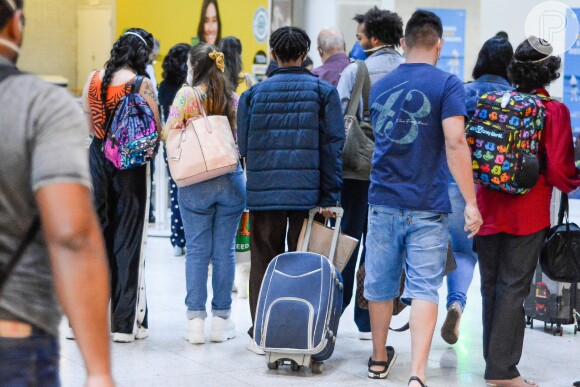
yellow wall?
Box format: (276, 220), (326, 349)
(116, 0), (269, 82)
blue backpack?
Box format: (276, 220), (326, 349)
(103, 76), (159, 170)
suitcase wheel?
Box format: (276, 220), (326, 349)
(291, 361), (300, 372)
(267, 361), (279, 370)
(311, 361), (324, 374)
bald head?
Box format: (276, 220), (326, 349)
(317, 27), (345, 62)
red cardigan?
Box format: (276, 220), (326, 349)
(477, 89), (580, 236)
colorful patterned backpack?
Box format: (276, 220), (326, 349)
(466, 90), (548, 195)
(103, 76), (159, 170)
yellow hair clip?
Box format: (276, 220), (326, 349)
(209, 51), (225, 73)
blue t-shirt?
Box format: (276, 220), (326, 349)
(369, 63), (466, 212)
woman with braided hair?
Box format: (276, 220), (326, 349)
(165, 43), (245, 345)
(81, 27), (162, 343)
(238, 26), (344, 354)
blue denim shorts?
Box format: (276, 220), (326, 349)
(364, 205), (449, 305)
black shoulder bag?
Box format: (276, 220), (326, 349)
(540, 193), (580, 282)
(0, 65), (41, 294)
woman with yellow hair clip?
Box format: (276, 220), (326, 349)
(165, 43), (245, 345)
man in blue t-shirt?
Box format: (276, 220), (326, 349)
(364, 11), (482, 386)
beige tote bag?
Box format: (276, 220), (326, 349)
(296, 212), (359, 273)
(167, 87), (239, 187)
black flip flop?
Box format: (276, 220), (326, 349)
(409, 376), (427, 387)
(367, 346), (397, 379)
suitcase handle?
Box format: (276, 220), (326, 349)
(301, 207), (344, 261)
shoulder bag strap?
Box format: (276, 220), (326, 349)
(360, 62), (371, 118)
(0, 217), (41, 294)
(345, 60), (369, 118)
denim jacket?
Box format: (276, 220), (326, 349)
(464, 74), (513, 119)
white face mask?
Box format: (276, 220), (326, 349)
(0, 37), (20, 54)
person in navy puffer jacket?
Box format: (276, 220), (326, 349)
(238, 26), (345, 354)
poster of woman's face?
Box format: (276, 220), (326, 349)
(197, 0), (222, 46)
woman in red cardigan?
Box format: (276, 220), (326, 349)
(476, 37), (580, 387)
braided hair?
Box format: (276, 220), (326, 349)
(269, 26), (311, 63)
(101, 28), (154, 107)
(219, 36), (243, 93)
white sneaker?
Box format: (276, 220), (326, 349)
(173, 246), (185, 257)
(210, 317), (236, 342)
(186, 318), (205, 344)
(112, 333), (135, 343)
(135, 325), (149, 340)
(246, 337), (265, 355)
(358, 331), (372, 340)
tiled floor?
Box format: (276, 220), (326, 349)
(60, 212), (580, 387)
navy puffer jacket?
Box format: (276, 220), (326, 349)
(238, 67), (344, 211)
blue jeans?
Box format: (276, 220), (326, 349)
(365, 205), (449, 305)
(339, 179), (371, 332)
(178, 166), (246, 319)
(445, 183), (478, 310)
(0, 327), (60, 387)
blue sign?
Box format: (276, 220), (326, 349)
(422, 8), (466, 81)
(563, 8), (580, 198)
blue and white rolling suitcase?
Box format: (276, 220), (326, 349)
(253, 207), (344, 374)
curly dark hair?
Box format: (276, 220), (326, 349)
(472, 37), (513, 80)
(353, 14), (364, 24)
(188, 43), (233, 121)
(101, 28), (154, 106)
(162, 43), (191, 85)
(508, 37), (561, 92)
(219, 36), (243, 93)
(269, 26), (311, 63)
(363, 7), (403, 48)
(0, 0), (22, 30)
(404, 10), (442, 49)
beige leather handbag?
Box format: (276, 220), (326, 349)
(167, 87), (239, 187)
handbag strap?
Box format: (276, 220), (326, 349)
(191, 86), (214, 133)
(345, 60), (371, 118)
(558, 192), (569, 225)
(0, 217), (41, 294)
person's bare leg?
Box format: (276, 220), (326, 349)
(409, 299), (438, 386)
(368, 300), (394, 371)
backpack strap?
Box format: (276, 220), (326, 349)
(103, 75), (145, 139)
(131, 75), (146, 94)
(345, 60), (371, 118)
(0, 217), (41, 294)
